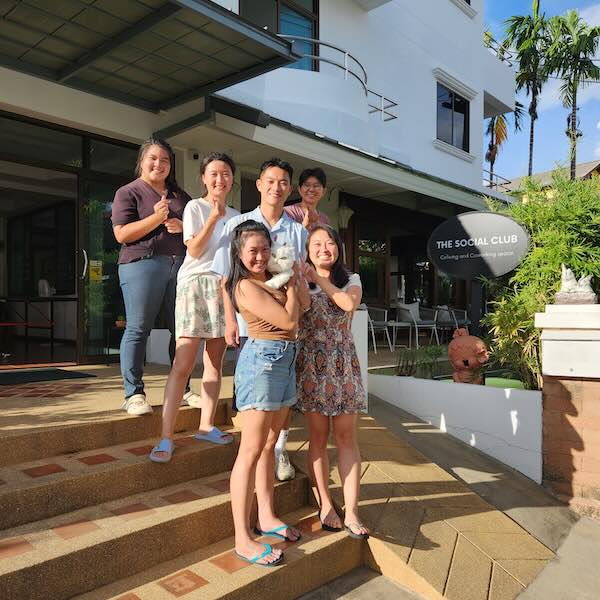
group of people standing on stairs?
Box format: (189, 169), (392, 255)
(111, 138), (368, 568)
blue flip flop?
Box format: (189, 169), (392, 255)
(253, 524), (301, 542)
(234, 543), (284, 567)
(193, 427), (234, 445)
(149, 438), (174, 463)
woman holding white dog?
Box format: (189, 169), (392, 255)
(295, 224), (369, 539)
(150, 152), (239, 463)
(225, 220), (309, 566)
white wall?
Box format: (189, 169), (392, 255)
(369, 374), (542, 482)
(220, 0), (514, 192)
(0, 67), (206, 145)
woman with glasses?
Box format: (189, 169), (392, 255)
(283, 167), (330, 230)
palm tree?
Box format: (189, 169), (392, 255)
(485, 102), (525, 188)
(504, 0), (550, 176)
(547, 11), (600, 179)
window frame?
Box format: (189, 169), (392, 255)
(240, 0), (319, 71)
(436, 82), (470, 153)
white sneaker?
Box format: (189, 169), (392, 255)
(182, 390), (203, 408)
(275, 450), (296, 481)
(122, 394), (153, 416)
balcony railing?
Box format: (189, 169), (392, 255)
(277, 34), (398, 121)
(483, 169), (513, 194)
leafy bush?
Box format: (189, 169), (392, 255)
(484, 172), (600, 389)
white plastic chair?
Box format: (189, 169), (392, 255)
(395, 302), (439, 349)
(366, 306), (393, 354)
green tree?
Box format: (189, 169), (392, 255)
(547, 11), (600, 180)
(485, 101), (525, 188)
(504, 0), (550, 176)
(484, 173), (600, 389)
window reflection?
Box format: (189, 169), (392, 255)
(436, 83), (469, 152)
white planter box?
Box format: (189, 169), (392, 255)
(369, 374), (542, 482)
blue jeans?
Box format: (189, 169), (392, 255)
(118, 255), (183, 399)
(234, 339), (297, 412)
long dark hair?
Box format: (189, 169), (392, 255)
(135, 137), (185, 197)
(225, 220), (272, 312)
(307, 225), (350, 289)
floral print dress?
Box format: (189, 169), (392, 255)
(295, 278), (366, 416)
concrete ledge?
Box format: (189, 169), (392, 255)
(369, 373), (542, 482)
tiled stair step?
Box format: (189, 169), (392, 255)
(0, 471), (309, 600)
(73, 507), (363, 600)
(0, 402), (230, 468)
(0, 429), (239, 529)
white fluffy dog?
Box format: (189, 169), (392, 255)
(265, 244), (295, 290)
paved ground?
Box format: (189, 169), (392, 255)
(298, 567), (425, 600)
(4, 363), (596, 599)
(368, 395), (600, 600)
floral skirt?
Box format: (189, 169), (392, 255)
(175, 273), (224, 339)
(295, 339), (366, 416)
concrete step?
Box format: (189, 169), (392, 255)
(0, 428), (238, 529)
(0, 402), (229, 468)
(73, 507), (363, 600)
(0, 471), (309, 600)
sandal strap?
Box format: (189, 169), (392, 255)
(154, 438), (174, 453)
(250, 543), (273, 564)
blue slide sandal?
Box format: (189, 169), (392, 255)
(193, 427), (234, 445)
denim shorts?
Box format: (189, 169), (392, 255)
(234, 339), (297, 412)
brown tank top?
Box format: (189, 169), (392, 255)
(237, 279), (297, 341)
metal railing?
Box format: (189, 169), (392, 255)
(483, 169), (513, 193)
(278, 34), (397, 121)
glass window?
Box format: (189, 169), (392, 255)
(0, 116), (82, 167)
(436, 84), (453, 146)
(240, 1), (318, 71)
(453, 94), (469, 151)
(293, 0), (315, 10)
(436, 83), (469, 152)
(90, 139), (138, 177)
(240, 0), (277, 31)
(280, 5), (314, 71)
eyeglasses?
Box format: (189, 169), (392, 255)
(301, 184), (323, 190)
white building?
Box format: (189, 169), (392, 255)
(0, 0), (514, 365)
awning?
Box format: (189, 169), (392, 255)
(0, 0), (299, 112)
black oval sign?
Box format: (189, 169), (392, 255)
(427, 212), (530, 279)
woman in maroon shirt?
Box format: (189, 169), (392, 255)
(111, 138), (193, 415)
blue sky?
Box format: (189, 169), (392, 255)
(483, 0), (600, 180)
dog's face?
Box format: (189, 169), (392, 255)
(268, 245), (295, 272)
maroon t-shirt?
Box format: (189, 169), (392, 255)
(111, 179), (190, 264)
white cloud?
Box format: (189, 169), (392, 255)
(597, 120), (600, 129)
(580, 4), (600, 26)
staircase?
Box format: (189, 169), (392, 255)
(0, 403), (362, 600)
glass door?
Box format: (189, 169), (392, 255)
(78, 179), (125, 363)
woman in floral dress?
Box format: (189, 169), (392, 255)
(296, 225), (369, 539)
